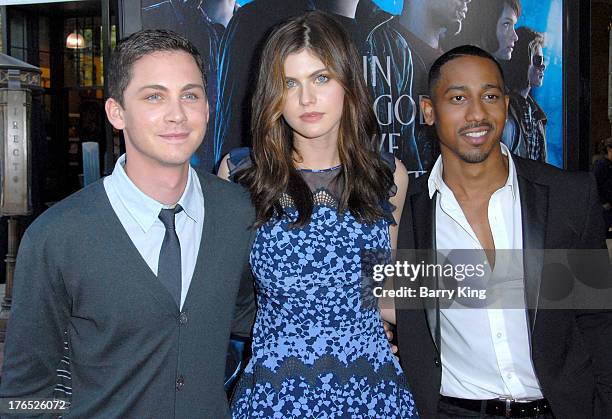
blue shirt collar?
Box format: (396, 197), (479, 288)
(106, 154), (202, 233)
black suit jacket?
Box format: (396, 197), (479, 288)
(396, 157), (612, 418)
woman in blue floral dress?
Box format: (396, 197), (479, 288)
(218, 11), (418, 418)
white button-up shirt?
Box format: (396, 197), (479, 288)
(104, 154), (204, 309)
(428, 144), (543, 400)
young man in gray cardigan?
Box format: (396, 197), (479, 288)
(0, 30), (255, 418)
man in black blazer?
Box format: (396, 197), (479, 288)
(0, 30), (254, 418)
(394, 45), (612, 418)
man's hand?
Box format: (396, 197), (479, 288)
(383, 320), (399, 361)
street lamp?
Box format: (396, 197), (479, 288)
(0, 53), (41, 342)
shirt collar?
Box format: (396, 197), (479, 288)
(178, 168), (201, 224)
(107, 154), (202, 232)
(427, 143), (518, 201)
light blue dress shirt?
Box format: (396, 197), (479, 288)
(103, 154), (204, 309)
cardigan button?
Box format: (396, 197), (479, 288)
(179, 312), (188, 325)
(176, 376), (185, 391)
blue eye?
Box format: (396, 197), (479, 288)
(183, 92), (199, 100)
(286, 79), (297, 89)
(146, 93), (162, 101)
(315, 74), (329, 84)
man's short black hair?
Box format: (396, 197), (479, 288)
(428, 45), (506, 96)
(107, 29), (206, 105)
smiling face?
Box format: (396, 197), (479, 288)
(421, 55), (508, 165)
(281, 49), (345, 146)
(492, 3), (518, 60)
(528, 44), (545, 88)
(105, 50), (208, 172)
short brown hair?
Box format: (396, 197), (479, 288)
(107, 29), (206, 105)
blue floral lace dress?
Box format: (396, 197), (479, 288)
(228, 148), (418, 418)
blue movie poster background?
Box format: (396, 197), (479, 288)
(516, 0), (562, 167)
(379, 0), (563, 168)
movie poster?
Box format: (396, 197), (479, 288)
(139, 0), (563, 173)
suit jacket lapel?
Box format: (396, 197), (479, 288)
(516, 158), (549, 332)
(406, 160), (549, 351)
(408, 176), (440, 352)
(411, 187), (435, 252)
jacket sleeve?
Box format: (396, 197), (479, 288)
(574, 175), (612, 418)
(230, 226), (256, 339)
(0, 229), (70, 418)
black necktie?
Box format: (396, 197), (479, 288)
(158, 205), (183, 307)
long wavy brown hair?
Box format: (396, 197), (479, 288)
(236, 10), (394, 228)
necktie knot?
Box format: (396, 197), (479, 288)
(158, 205), (183, 230)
